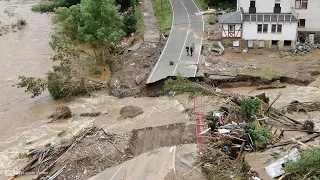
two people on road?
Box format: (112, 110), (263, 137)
(186, 43), (195, 57)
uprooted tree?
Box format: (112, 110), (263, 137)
(16, 35), (104, 100)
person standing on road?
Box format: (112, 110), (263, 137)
(186, 46), (189, 56)
(190, 46), (193, 57)
(192, 43), (195, 51)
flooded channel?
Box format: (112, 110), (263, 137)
(0, 0), (53, 140)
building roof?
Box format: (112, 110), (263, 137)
(218, 11), (242, 24)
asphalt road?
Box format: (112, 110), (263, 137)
(88, 144), (205, 180)
(147, 0), (204, 84)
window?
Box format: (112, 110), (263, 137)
(275, 4), (280, 7)
(302, 0), (308, 8)
(257, 24), (268, 33)
(250, 0), (256, 7)
(277, 24), (282, 32)
(263, 24), (268, 33)
(284, 40), (292, 46)
(272, 24), (282, 33)
(272, 40), (278, 46)
(229, 25), (235, 32)
(299, 19), (306, 27)
(272, 24), (277, 33)
(295, 0), (308, 9)
(257, 24), (262, 32)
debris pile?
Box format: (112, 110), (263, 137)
(197, 91), (320, 179)
(293, 43), (320, 54)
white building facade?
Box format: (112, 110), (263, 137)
(219, 0), (320, 48)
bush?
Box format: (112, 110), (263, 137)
(244, 121), (273, 150)
(91, 67), (102, 76)
(123, 13), (138, 36)
(31, 1), (56, 13)
(239, 98), (261, 122)
(205, 0), (236, 9)
(284, 148), (320, 179)
(31, 0), (81, 13)
(47, 72), (87, 100)
(164, 75), (201, 95)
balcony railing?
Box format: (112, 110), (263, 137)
(243, 13), (297, 23)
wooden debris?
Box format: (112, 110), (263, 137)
(256, 85), (286, 90)
(265, 92), (282, 113)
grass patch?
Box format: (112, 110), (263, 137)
(152, 0), (173, 37)
(133, 5), (145, 41)
(194, 0), (209, 10)
(243, 69), (278, 80)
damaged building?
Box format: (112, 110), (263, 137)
(218, 0), (320, 48)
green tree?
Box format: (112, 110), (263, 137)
(123, 13), (137, 36)
(79, 0), (125, 49)
(53, 5), (82, 41)
(53, 0), (126, 63)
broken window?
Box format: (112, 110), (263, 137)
(272, 24), (277, 33)
(299, 19), (306, 27)
(263, 24), (268, 33)
(272, 40), (278, 46)
(284, 40), (292, 46)
(257, 24), (262, 33)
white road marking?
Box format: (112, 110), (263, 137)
(194, 37), (203, 77)
(173, 0), (191, 76)
(172, 146), (176, 172)
(169, 146), (174, 153)
(191, 0), (205, 77)
(109, 165), (123, 180)
(191, 0), (205, 31)
(147, 0), (175, 83)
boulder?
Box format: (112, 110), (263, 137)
(119, 105), (143, 120)
(49, 105), (72, 122)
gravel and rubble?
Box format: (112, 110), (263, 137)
(110, 42), (163, 97)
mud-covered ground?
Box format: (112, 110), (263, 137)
(200, 15), (320, 85)
(109, 42), (164, 97)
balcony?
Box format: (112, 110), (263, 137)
(243, 13), (297, 23)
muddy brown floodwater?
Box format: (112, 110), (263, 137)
(0, 0), (53, 141)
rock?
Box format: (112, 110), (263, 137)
(119, 105), (143, 119)
(49, 105), (72, 121)
(80, 112), (103, 117)
(135, 72), (147, 85)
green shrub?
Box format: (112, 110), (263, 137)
(31, 0), (81, 13)
(285, 148), (320, 179)
(31, 1), (57, 13)
(245, 121), (273, 150)
(91, 67), (102, 76)
(164, 75), (200, 95)
(123, 13), (138, 36)
(285, 148), (320, 174)
(239, 98), (261, 122)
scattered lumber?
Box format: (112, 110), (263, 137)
(256, 85), (286, 90)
